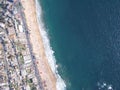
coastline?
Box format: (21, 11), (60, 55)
(21, 0), (57, 90)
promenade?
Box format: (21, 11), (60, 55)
(21, 0), (57, 90)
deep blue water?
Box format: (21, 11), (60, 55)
(39, 0), (120, 90)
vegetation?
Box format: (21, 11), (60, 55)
(7, 54), (14, 60)
(26, 68), (31, 73)
(4, 41), (8, 44)
(19, 53), (24, 64)
(15, 41), (26, 51)
(9, 83), (13, 88)
(13, 83), (18, 90)
(29, 83), (37, 90)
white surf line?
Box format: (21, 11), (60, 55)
(35, 0), (66, 90)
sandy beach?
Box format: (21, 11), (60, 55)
(21, 0), (56, 90)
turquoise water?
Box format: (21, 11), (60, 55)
(38, 0), (120, 90)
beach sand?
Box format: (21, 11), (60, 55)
(21, 0), (56, 90)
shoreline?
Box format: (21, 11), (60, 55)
(21, 0), (57, 90)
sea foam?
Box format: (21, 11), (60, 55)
(35, 0), (66, 90)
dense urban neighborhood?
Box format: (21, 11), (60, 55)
(0, 0), (42, 90)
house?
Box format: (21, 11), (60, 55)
(0, 22), (5, 29)
(24, 55), (31, 61)
(7, 26), (15, 36)
(24, 59), (31, 65)
(18, 24), (24, 32)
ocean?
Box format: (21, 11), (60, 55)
(37, 0), (120, 90)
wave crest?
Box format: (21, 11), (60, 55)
(35, 0), (66, 90)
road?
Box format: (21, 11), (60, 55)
(16, 0), (44, 90)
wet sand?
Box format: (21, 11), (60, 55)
(21, 0), (56, 90)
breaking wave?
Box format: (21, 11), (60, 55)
(35, 0), (66, 90)
(97, 81), (113, 90)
